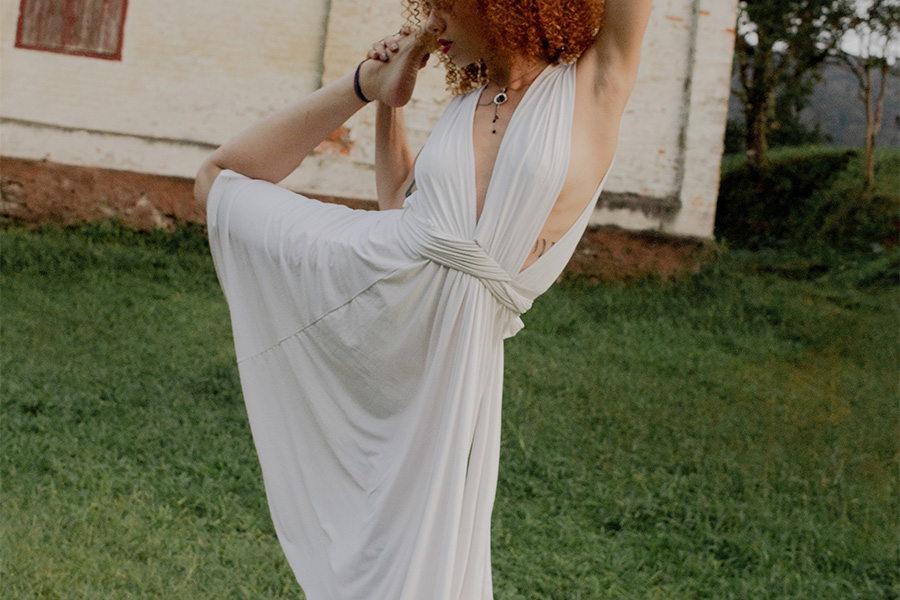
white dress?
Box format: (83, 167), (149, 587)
(208, 62), (610, 599)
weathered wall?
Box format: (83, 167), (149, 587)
(1, 0), (331, 178)
(0, 0), (738, 238)
(597, 0), (738, 237)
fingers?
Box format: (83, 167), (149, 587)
(368, 40), (391, 62)
(368, 26), (435, 63)
(368, 31), (405, 62)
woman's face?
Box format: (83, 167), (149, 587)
(423, 0), (491, 68)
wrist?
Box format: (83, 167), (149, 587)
(354, 60), (373, 103)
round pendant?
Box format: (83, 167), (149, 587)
(493, 92), (508, 105)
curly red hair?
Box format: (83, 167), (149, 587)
(403, 0), (604, 94)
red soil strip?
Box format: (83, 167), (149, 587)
(1, 157), (715, 281)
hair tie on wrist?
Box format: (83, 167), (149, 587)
(354, 61), (372, 103)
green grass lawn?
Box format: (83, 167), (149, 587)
(2, 225), (897, 599)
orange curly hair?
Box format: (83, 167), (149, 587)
(403, 0), (604, 95)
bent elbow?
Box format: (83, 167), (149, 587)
(194, 159), (222, 210)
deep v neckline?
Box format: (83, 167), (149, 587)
(468, 63), (557, 233)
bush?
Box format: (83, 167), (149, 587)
(807, 187), (899, 252)
(722, 118), (830, 157)
(723, 119), (746, 155)
(715, 147), (900, 255)
(715, 149), (857, 249)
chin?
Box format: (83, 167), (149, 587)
(450, 56), (476, 69)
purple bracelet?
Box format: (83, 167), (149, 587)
(354, 61), (372, 103)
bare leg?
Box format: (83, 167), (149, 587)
(194, 30), (437, 207)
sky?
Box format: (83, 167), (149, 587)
(838, 0), (899, 60)
(737, 0), (900, 62)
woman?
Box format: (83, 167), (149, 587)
(194, 0), (651, 597)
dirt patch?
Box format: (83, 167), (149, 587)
(1, 157), (203, 231)
(1, 157), (717, 281)
(565, 226), (718, 282)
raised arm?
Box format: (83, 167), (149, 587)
(584, 0), (653, 101)
(375, 103), (417, 210)
(194, 29), (436, 209)
(193, 70), (368, 207)
(368, 31), (421, 211)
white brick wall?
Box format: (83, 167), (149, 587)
(0, 0), (738, 238)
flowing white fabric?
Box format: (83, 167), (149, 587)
(207, 62), (611, 599)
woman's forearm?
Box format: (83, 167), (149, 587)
(195, 29), (436, 208)
(375, 102), (414, 210)
(205, 70), (367, 186)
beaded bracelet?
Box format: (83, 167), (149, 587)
(354, 61), (372, 103)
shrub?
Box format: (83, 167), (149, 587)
(715, 149), (857, 249)
(715, 147), (900, 254)
(807, 187), (899, 252)
(723, 119), (746, 155)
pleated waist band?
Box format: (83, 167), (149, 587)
(400, 211), (533, 316)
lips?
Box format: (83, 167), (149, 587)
(438, 39), (453, 54)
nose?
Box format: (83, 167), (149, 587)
(423, 9), (444, 34)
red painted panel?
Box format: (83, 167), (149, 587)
(15, 0), (128, 60)
(17, 0), (65, 49)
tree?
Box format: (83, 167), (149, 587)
(769, 69), (831, 147)
(836, 0), (900, 189)
(733, 0), (849, 181)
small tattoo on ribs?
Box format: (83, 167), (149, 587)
(532, 238), (555, 258)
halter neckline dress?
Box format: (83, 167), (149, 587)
(208, 61), (611, 600)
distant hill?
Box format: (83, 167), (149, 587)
(729, 62), (900, 149)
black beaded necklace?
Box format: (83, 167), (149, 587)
(480, 63), (549, 134)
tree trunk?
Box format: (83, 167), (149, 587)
(862, 68), (876, 190)
(741, 45), (776, 188)
(863, 62), (890, 190)
(745, 97), (769, 186)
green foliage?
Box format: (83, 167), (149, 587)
(769, 90), (832, 148)
(715, 147), (855, 247)
(766, 49), (836, 150)
(724, 119), (747, 155)
(724, 116), (830, 156)
(733, 0), (849, 170)
(716, 147), (900, 253)
(2, 227), (897, 598)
